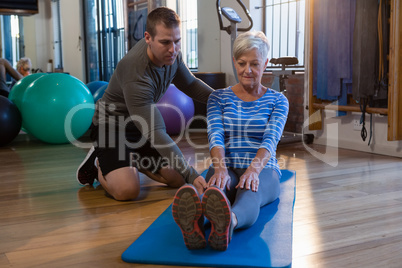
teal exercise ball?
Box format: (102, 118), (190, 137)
(9, 73), (47, 132)
(9, 73), (47, 112)
(21, 73), (95, 144)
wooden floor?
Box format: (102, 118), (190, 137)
(1, 133), (402, 268)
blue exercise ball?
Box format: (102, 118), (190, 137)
(21, 73), (95, 144)
(157, 84), (194, 135)
(0, 96), (22, 146)
(86, 81), (108, 95)
(93, 83), (108, 103)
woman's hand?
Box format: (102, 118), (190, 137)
(207, 168), (231, 191)
(236, 171), (260, 192)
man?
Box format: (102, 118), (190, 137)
(0, 58), (23, 97)
(77, 7), (212, 201)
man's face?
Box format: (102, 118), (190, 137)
(145, 23), (181, 67)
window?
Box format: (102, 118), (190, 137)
(261, 0), (305, 69)
(0, 15), (24, 81)
(83, 0), (125, 82)
(1, 15), (21, 67)
(51, 0), (63, 70)
(177, 0), (198, 70)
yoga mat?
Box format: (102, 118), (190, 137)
(122, 169), (296, 268)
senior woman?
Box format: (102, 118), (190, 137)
(172, 31), (289, 251)
(16, 58), (32, 77)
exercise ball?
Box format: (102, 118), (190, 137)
(9, 73), (47, 132)
(86, 81), (108, 95)
(9, 73), (47, 111)
(0, 96), (22, 146)
(157, 84), (194, 135)
(21, 73), (95, 144)
(93, 83), (108, 103)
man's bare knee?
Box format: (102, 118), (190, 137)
(101, 167), (141, 201)
(111, 186), (140, 201)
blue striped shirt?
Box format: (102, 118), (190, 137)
(207, 86), (289, 175)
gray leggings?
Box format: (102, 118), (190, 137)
(205, 167), (280, 229)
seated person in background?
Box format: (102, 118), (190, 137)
(0, 58), (23, 97)
(172, 31), (289, 251)
(9, 57), (32, 89)
(16, 57), (32, 77)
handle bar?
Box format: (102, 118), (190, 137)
(216, 0), (253, 34)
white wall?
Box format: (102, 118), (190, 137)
(23, 0), (53, 73)
(23, 0), (86, 81)
(59, 0), (85, 81)
(197, 0), (220, 72)
(22, 16), (38, 69)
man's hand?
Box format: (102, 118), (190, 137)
(193, 176), (207, 195)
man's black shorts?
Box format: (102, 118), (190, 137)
(90, 122), (168, 176)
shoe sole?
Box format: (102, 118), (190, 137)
(172, 185), (206, 250)
(202, 187), (231, 251)
(76, 146), (97, 186)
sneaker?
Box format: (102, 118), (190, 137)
(202, 186), (232, 251)
(76, 146), (98, 186)
(172, 184), (206, 250)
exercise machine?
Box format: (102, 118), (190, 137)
(270, 57), (314, 144)
(269, 57), (299, 94)
(216, 0), (253, 82)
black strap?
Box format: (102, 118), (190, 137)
(359, 98), (368, 142)
(368, 113), (373, 146)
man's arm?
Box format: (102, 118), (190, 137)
(124, 84), (200, 184)
(172, 58), (213, 104)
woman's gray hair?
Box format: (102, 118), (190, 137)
(17, 57), (32, 71)
(233, 31), (270, 61)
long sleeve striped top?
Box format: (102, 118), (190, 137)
(207, 86), (289, 176)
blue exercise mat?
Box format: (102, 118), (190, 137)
(122, 170), (296, 268)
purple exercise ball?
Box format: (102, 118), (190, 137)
(157, 84), (195, 135)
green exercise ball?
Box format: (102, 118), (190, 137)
(21, 73), (95, 144)
(9, 73), (47, 111)
(9, 73), (47, 132)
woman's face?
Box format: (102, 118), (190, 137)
(233, 48), (268, 89)
(19, 64), (32, 77)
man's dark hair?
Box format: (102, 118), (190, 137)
(146, 7), (181, 38)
